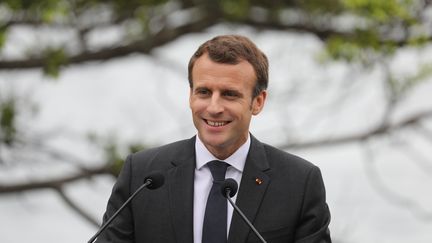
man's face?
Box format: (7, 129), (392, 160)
(189, 54), (266, 159)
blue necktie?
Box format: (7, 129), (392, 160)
(202, 160), (229, 243)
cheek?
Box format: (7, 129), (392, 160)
(233, 106), (253, 120)
(190, 100), (205, 114)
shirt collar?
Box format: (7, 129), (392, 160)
(195, 134), (250, 173)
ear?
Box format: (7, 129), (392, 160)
(251, 90), (267, 115)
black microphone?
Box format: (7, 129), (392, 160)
(87, 171), (165, 243)
(221, 178), (267, 243)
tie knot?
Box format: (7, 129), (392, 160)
(207, 160), (228, 182)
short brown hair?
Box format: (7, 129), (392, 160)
(188, 35), (268, 97)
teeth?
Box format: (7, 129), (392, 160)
(207, 120), (227, 127)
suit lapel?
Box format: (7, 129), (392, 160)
(228, 135), (271, 243)
(167, 137), (196, 243)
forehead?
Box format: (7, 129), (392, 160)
(191, 54), (256, 89)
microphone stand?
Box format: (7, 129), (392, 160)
(88, 180), (152, 243)
(225, 190), (267, 243)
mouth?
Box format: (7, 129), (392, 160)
(204, 119), (231, 127)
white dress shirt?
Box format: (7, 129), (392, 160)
(193, 134), (250, 243)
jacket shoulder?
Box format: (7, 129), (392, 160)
(128, 137), (195, 170)
(261, 142), (318, 174)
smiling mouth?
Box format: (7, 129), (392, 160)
(205, 119), (230, 127)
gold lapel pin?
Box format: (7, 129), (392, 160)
(255, 178), (263, 185)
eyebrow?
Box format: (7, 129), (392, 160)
(222, 89), (243, 97)
(193, 85), (245, 98)
(193, 86), (209, 92)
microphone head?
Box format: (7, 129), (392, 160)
(221, 178), (238, 198)
(144, 172), (165, 190)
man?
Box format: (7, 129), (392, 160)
(95, 35), (331, 243)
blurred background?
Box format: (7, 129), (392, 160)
(1, 1), (432, 242)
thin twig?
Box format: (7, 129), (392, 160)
(53, 186), (100, 228)
(362, 142), (432, 221)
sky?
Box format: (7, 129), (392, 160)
(1, 26), (432, 243)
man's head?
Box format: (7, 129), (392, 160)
(188, 35), (268, 159)
(188, 35), (268, 98)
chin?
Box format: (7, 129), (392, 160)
(200, 134), (228, 148)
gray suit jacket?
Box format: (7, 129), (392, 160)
(96, 135), (331, 243)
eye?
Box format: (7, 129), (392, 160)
(195, 88), (210, 96)
(222, 90), (240, 98)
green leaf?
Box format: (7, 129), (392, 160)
(325, 36), (362, 61)
(403, 63), (432, 91)
(0, 26), (7, 49)
(341, 0), (415, 23)
(42, 47), (67, 78)
(0, 99), (17, 146)
(221, 0), (250, 19)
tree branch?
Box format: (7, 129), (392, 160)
(362, 143), (432, 221)
(54, 187), (100, 228)
(278, 109), (432, 150)
(231, 18), (348, 41)
(0, 16), (217, 70)
(0, 165), (111, 194)
(3, 4), (431, 71)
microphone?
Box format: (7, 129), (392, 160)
(221, 178), (267, 243)
(87, 171), (165, 243)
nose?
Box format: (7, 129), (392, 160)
(207, 94), (224, 115)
